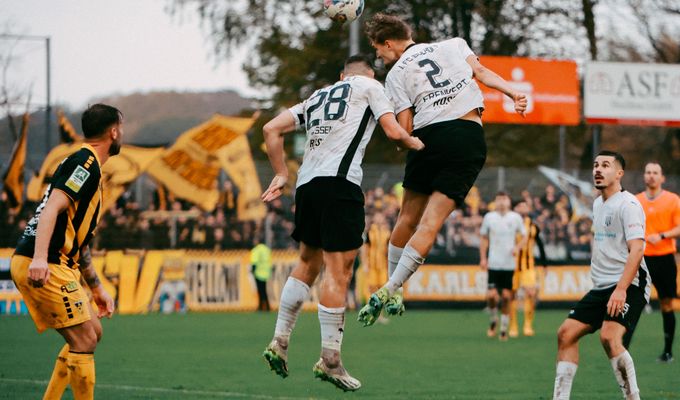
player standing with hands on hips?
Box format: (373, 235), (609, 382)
(553, 151), (650, 400)
(359, 13), (528, 325)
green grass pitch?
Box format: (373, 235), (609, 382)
(0, 310), (678, 399)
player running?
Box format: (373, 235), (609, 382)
(260, 55), (423, 391)
(552, 151), (649, 400)
(480, 192), (527, 341)
(11, 104), (120, 400)
(634, 162), (680, 362)
(359, 13), (528, 325)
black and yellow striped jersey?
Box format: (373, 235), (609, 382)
(516, 216), (547, 271)
(15, 144), (102, 268)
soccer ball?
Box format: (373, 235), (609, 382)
(323, 0), (365, 23)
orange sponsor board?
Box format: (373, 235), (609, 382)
(477, 56), (580, 126)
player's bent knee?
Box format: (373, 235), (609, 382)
(557, 324), (577, 347)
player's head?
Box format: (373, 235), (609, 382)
(514, 199), (530, 216)
(495, 191), (511, 212)
(593, 150), (625, 190)
(365, 13), (413, 66)
(82, 103), (124, 156)
(341, 54), (375, 80)
(643, 162), (665, 190)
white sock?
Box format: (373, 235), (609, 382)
(387, 243), (404, 277)
(610, 351), (640, 400)
(274, 277), (310, 340)
(500, 314), (509, 333)
(318, 304), (345, 351)
(383, 245), (424, 295)
(553, 361), (578, 400)
(489, 308), (498, 326)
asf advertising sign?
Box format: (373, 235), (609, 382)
(585, 62), (680, 127)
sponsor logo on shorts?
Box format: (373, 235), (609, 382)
(65, 165), (90, 193)
(61, 281), (79, 293)
(74, 300), (84, 314)
(621, 303), (630, 318)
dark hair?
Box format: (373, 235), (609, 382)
(365, 13), (412, 44)
(597, 150), (625, 170)
(81, 103), (123, 139)
(344, 54), (373, 72)
(496, 191), (510, 198)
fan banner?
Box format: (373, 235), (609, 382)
(146, 115), (257, 213)
(477, 56), (580, 126)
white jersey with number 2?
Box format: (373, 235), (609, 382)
(385, 38), (485, 131)
(288, 75), (393, 188)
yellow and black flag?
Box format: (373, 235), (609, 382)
(2, 113), (29, 210)
(58, 109), (81, 143)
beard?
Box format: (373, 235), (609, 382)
(109, 139), (122, 156)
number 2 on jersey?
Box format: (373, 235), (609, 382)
(418, 59), (451, 89)
(306, 83), (351, 130)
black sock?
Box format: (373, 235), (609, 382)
(662, 311), (675, 354)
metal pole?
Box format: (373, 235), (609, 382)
(559, 125), (566, 171)
(349, 19), (360, 56)
(592, 125), (600, 160)
(45, 37), (52, 155)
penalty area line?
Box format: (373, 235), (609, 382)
(0, 377), (323, 400)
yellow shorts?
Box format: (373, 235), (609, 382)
(512, 269), (538, 291)
(11, 255), (91, 333)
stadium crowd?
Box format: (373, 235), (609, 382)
(0, 181), (593, 264)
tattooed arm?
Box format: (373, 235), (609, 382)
(79, 246), (114, 318)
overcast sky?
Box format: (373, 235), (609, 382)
(1, 0), (255, 110)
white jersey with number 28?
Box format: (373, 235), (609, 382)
(289, 75), (393, 188)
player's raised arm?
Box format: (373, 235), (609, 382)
(262, 110), (298, 202)
(466, 55), (527, 117)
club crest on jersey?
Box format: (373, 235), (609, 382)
(74, 300), (84, 314)
(61, 281), (79, 293)
(604, 215), (612, 227)
(65, 165), (90, 193)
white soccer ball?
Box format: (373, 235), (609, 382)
(323, 0), (365, 23)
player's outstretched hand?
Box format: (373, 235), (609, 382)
(606, 288), (627, 318)
(92, 285), (115, 319)
(28, 259), (50, 288)
(514, 93), (528, 117)
(262, 175), (288, 202)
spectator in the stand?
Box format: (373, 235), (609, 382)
(219, 180), (239, 219)
(541, 184), (558, 212)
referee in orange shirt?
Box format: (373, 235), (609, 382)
(636, 162), (680, 362)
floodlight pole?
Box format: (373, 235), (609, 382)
(349, 19), (360, 56)
(0, 33), (53, 155)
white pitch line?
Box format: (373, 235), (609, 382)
(0, 377), (324, 400)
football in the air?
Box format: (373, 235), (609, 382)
(323, 0), (365, 23)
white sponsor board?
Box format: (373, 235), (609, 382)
(584, 61), (680, 126)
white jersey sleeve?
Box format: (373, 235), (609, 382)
(516, 213), (528, 236)
(621, 198), (646, 241)
(288, 101), (307, 130)
(385, 73), (412, 115)
(450, 37), (475, 60)
(480, 213), (491, 236)
(365, 80), (396, 120)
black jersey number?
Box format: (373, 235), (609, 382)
(418, 59), (451, 89)
(306, 83), (351, 130)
